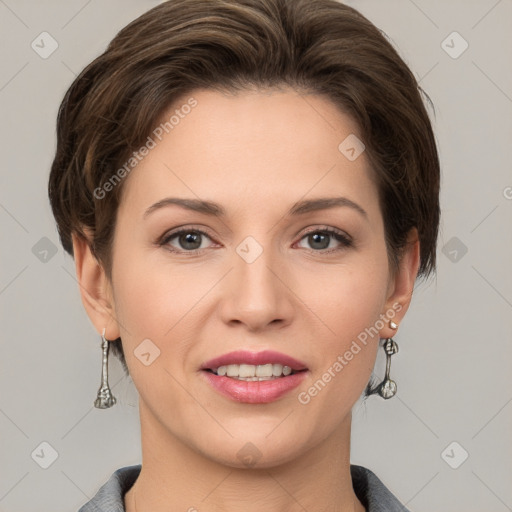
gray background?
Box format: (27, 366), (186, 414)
(0, 0), (511, 511)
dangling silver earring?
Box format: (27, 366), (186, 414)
(94, 328), (117, 409)
(377, 338), (399, 399)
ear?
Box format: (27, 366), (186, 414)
(71, 230), (120, 341)
(378, 228), (421, 339)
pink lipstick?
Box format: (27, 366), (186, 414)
(199, 350), (309, 404)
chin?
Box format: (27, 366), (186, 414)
(190, 426), (315, 470)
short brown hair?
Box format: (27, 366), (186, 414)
(48, 0), (440, 375)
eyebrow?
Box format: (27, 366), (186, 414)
(143, 196), (368, 220)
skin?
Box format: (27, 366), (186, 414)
(73, 87), (420, 512)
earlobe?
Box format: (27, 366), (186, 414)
(379, 228), (421, 339)
(71, 231), (120, 340)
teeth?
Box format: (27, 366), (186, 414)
(213, 364), (294, 378)
(272, 364), (283, 376)
(240, 364), (256, 378)
(226, 365), (239, 377)
(256, 364), (273, 377)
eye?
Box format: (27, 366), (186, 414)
(296, 227), (353, 253)
(159, 227), (215, 253)
(158, 225), (353, 255)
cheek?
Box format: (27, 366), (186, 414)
(293, 254), (389, 341)
(295, 287), (383, 429)
(112, 246), (192, 333)
(110, 249), (208, 379)
(291, 254), (389, 397)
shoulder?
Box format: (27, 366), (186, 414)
(77, 464), (141, 512)
(350, 464), (411, 512)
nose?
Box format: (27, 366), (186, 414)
(218, 240), (295, 332)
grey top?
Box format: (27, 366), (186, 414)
(77, 464), (411, 512)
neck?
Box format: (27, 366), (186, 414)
(125, 400), (365, 512)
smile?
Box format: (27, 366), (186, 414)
(207, 363), (297, 380)
(200, 350), (309, 403)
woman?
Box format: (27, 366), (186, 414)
(48, 0), (440, 510)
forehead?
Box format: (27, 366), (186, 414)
(118, 87), (379, 220)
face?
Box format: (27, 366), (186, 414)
(96, 87), (411, 467)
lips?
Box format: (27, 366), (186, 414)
(199, 350), (309, 404)
(200, 350), (308, 372)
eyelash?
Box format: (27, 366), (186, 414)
(158, 225), (353, 255)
